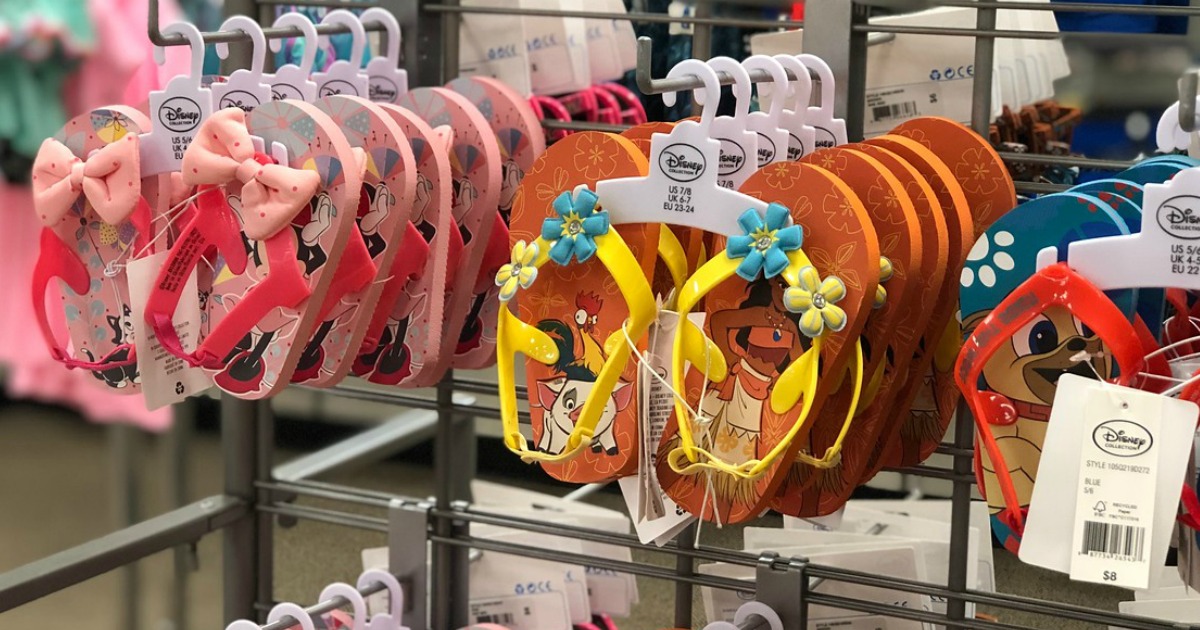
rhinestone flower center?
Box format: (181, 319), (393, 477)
(755, 235), (774, 252)
(813, 294), (827, 309)
(567, 220), (582, 236)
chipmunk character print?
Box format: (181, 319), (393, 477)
(82, 304), (140, 389)
(963, 305), (1109, 523)
(533, 296), (632, 456)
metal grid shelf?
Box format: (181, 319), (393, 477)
(2, 2), (1197, 630)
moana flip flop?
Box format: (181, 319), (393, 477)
(445, 76), (547, 370)
(32, 107), (158, 392)
(292, 95), (417, 387)
(503, 132), (658, 481)
(654, 161), (878, 524)
(144, 104), (360, 398)
(354, 103), (455, 386)
(770, 146), (924, 517)
(398, 87), (502, 385)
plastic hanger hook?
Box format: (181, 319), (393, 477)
(797, 53), (836, 115)
(154, 22), (205, 92)
(360, 8), (402, 65)
(742, 54), (789, 127)
(266, 603), (318, 630)
(318, 583), (368, 630)
(270, 12), (319, 77)
(707, 56), (752, 129)
(358, 569), (410, 629)
(663, 58), (722, 134)
(321, 9), (367, 69)
(772, 54), (813, 116)
(215, 16), (267, 78)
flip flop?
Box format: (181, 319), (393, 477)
(293, 94), (417, 386)
(654, 162), (878, 524)
(445, 76), (547, 370)
(398, 87), (502, 386)
(958, 192), (1135, 552)
(770, 146), (925, 517)
(502, 132), (657, 481)
(32, 107), (158, 392)
(144, 103), (360, 398)
(355, 103), (455, 386)
(881, 117), (1016, 469)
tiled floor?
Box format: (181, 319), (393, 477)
(0, 401), (1129, 630)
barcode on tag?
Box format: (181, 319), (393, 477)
(1080, 521), (1146, 562)
(871, 101), (918, 123)
(477, 613), (516, 624)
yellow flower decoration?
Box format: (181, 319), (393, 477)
(784, 265), (848, 338)
(874, 256), (894, 309)
(495, 240), (539, 302)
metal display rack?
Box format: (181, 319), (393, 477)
(2, 1), (1200, 629)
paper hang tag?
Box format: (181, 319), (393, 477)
(366, 58), (408, 104)
(211, 70), (273, 113)
(267, 65), (318, 103)
(667, 1), (695, 36)
(127, 251), (212, 410)
(745, 112), (789, 167)
(1054, 167), (1200, 291)
(1020, 374), (1196, 590)
(140, 77), (214, 175)
(314, 60), (370, 99)
(595, 123), (768, 236)
(710, 118), (759, 191)
(619, 309), (698, 546)
(1070, 384), (1164, 589)
(471, 526), (588, 627)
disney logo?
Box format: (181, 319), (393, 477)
(219, 90), (260, 112)
(717, 138), (746, 176)
(1157, 195), (1200, 240)
(659, 143), (706, 182)
(369, 78), (399, 103)
(1092, 420), (1153, 458)
(159, 97), (202, 133)
(319, 80), (359, 98)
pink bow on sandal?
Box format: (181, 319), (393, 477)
(182, 108), (321, 240)
(32, 135), (142, 227)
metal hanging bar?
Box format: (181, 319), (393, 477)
(1179, 69), (1199, 133)
(938, 0), (1200, 15)
(148, 0), (393, 46)
(425, 3), (806, 30)
(256, 577), (394, 630)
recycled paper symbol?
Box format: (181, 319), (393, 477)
(1093, 501), (1107, 517)
(175, 382), (185, 395)
(930, 69), (941, 81)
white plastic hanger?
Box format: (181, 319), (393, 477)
(742, 55), (790, 167)
(357, 569), (412, 630)
(140, 22), (214, 175)
(706, 56), (759, 191)
(594, 58), (768, 236)
(795, 54), (847, 148)
(703, 601), (785, 630)
(212, 16), (273, 111)
(313, 9), (369, 98)
(360, 8), (408, 104)
(1037, 167), (1200, 291)
(266, 12), (319, 102)
(318, 582), (368, 630)
(267, 603), (319, 630)
(771, 54), (817, 161)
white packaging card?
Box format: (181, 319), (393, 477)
(1021, 375), (1196, 590)
(523, 0), (591, 95)
(1111, 599), (1200, 630)
(619, 310), (697, 545)
(472, 525), (590, 625)
(585, 9), (625, 83)
(361, 546), (390, 617)
(667, 1), (695, 36)
(459, 0), (533, 97)
(750, 7), (1015, 138)
(126, 251), (212, 409)
(1135, 586), (1200, 602)
(601, 0), (637, 73)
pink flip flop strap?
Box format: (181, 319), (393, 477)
(360, 221), (430, 352)
(589, 86), (622, 125)
(600, 82), (647, 125)
(314, 230), (377, 322)
(474, 213), (510, 293)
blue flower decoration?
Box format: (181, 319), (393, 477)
(541, 188), (610, 266)
(726, 203), (802, 281)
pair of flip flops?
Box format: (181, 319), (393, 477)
(497, 108), (1014, 524)
(33, 69), (545, 400)
(957, 154), (1200, 553)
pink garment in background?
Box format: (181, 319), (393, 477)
(64, 0), (191, 116)
(1, 0), (187, 431)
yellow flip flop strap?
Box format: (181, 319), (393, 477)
(499, 230), (657, 464)
(667, 247), (823, 480)
(657, 227), (688, 310)
(855, 354), (888, 414)
(794, 338), (864, 468)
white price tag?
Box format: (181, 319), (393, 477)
(470, 592), (571, 629)
(668, 1), (695, 36)
(1068, 387), (1162, 589)
(127, 251), (212, 409)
